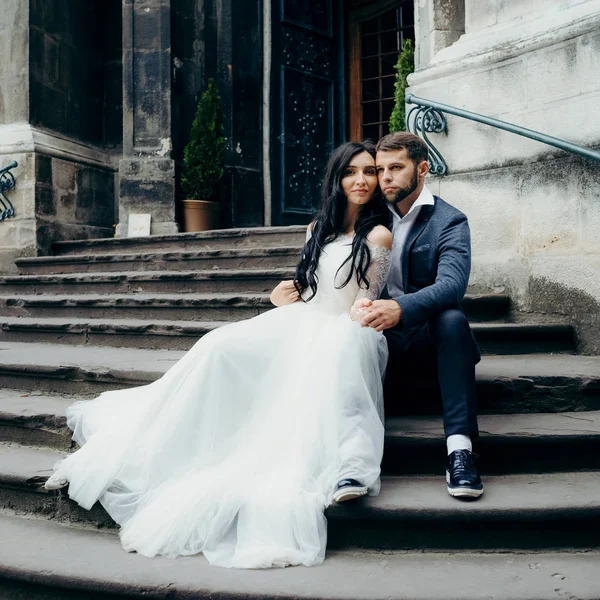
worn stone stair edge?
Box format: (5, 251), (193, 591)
(51, 225), (307, 250)
(0, 269), (296, 284)
(0, 293), (509, 309)
(4, 405), (600, 455)
(0, 317), (573, 336)
(0, 344), (598, 386)
(16, 246), (305, 266)
(2, 450), (600, 526)
(2, 513), (599, 600)
(0, 295), (274, 309)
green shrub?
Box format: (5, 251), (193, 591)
(389, 39), (415, 133)
(181, 78), (226, 200)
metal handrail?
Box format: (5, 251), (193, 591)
(0, 160), (17, 221)
(405, 94), (600, 176)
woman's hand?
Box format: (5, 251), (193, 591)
(350, 298), (372, 321)
(270, 280), (302, 306)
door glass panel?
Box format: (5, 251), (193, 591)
(362, 123), (380, 142)
(380, 9), (398, 30)
(381, 75), (395, 99)
(361, 56), (379, 79)
(361, 17), (378, 35)
(381, 53), (397, 76)
(381, 99), (395, 122)
(362, 78), (380, 102)
(361, 34), (379, 57)
(362, 101), (380, 124)
(380, 30), (399, 53)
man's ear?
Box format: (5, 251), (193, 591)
(418, 160), (429, 180)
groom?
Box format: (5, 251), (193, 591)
(352, 132), (483, 499)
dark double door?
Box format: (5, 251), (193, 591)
(270, 0), (345, 226)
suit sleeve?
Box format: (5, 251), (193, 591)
(393, 213), (471, 329)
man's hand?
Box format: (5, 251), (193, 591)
(270, 280), (302, 306)
(350, 298), (373, 321)
(359, 299), (402, 332)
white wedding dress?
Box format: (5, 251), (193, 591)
(54, 233), (391, 569)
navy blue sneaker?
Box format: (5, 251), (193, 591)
(332, 479), (368, 503)
(446, 450), (484, 499)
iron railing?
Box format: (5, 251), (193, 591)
(0, 160), (17, 221)
(405, 94), (600, 176)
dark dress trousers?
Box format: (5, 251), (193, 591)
(382, 195), (480, 439)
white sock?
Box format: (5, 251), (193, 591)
(447, 434), (472, 455)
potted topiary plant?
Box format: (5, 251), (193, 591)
(181, 78), (226, 232)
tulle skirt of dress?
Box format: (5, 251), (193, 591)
(56, 301), (388, 569)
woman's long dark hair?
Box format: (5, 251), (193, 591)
(295, 141), (387, 301)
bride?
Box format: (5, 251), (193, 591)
(44, 141), (393, 569)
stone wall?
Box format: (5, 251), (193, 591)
(35, 154), (115, 255)
(29, 0), (104, 145)
(0, 0), (118, 273)
(0, 1), (33, 272)
(409, 0), (600, 353)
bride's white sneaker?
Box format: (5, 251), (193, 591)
(44, 472), (69, 490)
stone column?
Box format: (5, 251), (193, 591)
(414, 0), (465, 70)
(117, 0), (178, 237)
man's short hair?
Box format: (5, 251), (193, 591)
(376, 132), (429, 165)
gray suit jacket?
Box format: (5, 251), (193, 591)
(383, 195), (471, 330)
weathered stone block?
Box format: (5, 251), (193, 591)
(17, 221), (37, 247)
(52, 159), (77, 193)
(0, 0), (27, 29)
(35, 185), (55, 217)
(132, 8), (161, 50)
(0, 76), (29, 122)
(580, 164), (600, 254)
(464, 0), (496, 33)
(0, 223), (19, 247)
(35, 155), (52, 186)
(526, 40), (580, 106)
(578, 30), (600, 94)
(439, 168), (521, 257)
(520, 167), (581, 255)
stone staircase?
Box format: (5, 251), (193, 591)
(0, 226), (599, 599)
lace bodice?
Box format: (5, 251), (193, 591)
(301, 234), (391, 314)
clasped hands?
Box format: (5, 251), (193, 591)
(270, 280), (402, 331)
(350, 298), (402, 332)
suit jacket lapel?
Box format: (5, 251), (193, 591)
(401, 201), (435, 293)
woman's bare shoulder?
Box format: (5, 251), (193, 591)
(366, 225), (392, 250)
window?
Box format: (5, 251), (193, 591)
(347, 1), (415, 141)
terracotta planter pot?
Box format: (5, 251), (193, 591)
(182, 199), (220, 232)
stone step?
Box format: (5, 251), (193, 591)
(0, 390), (78, 451)
(1, 514), (598, 600)
(0, 342), (597, 412)
(0, 316), (575, 353)
(383, 412), (600, 474)
(0, 293), (511, 323)
(1, 386), (598, 473)
(15, 246), (304, 275)
(1, 443), (599, 551)
(0, 269), (295, 294)
(51, 226), (307, 256)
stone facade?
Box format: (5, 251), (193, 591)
(410, 0), (600, 352)
(0, 0), (119, 272)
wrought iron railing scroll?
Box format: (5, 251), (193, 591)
(0, 161), (17, 221)
(405, 94), (600, 176)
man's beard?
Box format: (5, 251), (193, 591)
(384, 168), (419, 204)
